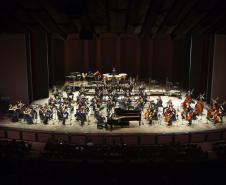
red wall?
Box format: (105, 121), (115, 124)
(0, 34), (29, 103)
(212, 34), (226, 101)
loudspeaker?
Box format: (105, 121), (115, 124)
(79, 30), (93, 40)
(0, 97), (10, 113)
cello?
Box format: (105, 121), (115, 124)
(163, 105), (176, 126)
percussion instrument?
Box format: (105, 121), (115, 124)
(107, 74), (113, 81)
(120, 73), (127, 80)
(103, 74), (113, 81)
(115, 74), (122, 81)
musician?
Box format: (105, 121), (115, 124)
(139, 82), (145, 91)
(217, 106), (224, 123)
(53, 88), (61, 99)
(66, 86), (74, 100)
(79, 84), (86, 95)
(163, 101), (176, 126)
(141, 91), (148, 104)
(134, 97), (145, 111)
(156, 96), (163, 109)
(106, 98), (114, 114)
(194, 93), (205, 116)
(94, 70), (101, 80)
(23, 107), (33, 124)
(75, 106), (87, 125)
(144, 103), (157, 124)
(9, 104), (20, 122)
(39, 107), (49, 124)
(183, 90), (194, 109)
(166, 100), (173, 108)
(207, 98), (219, 121)
(94, 109), (105, 125)
(112, 67), (116, 75)
(58, 107), (68, 125)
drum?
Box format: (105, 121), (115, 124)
(103, 74), (108, 80)
(115, 74), (122, 81)
(119, 73), (127, 80)
(107, 74), (113, 81)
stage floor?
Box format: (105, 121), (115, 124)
(0, 92), (226, 134)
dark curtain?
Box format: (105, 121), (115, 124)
(30, 29), (49, 100)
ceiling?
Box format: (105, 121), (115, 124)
(1, 0), (226, 39)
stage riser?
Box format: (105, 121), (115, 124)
(1, 128), (226, 145)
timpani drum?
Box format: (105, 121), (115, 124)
(103, 74), (108, 80)
(107, 74), (113, 81)
(119, 73), (127, 80)
(115, 74), (122, 81)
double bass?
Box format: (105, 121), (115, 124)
(207, 98), (219, 121)
(194, 93), (205, 115)
(182, 90), (194, 109)
(207, 99), (225, 124)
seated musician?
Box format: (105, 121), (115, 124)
(94, 70), (101, 80)
(9, 104), (20, 122)
(106, 98), (114, 114)
(134, 98), (145, 111)
(194, 93), (205, 116)
(66, 87), (74, 100)
(139, 82), (145, 91)
(23, 107), (33, 124)
(163, 100), (177, 126)
(183, 90), (194, 108)
(79, 84), (85, 95)
(75, 106), (87, 124)
(94, 109), (105, 125)
(156, 96), (163, 108)
(144, 103), (157, 124)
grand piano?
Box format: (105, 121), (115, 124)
(107, 108), (141, 127)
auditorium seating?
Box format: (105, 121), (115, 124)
(0, 139), (31, 160)
(40, 140), (208, 162)
(212, 141), (226, 161)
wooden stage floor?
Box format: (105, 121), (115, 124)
(0, 93), (225, 135)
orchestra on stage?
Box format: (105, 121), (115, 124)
(8, 68), (225, 129)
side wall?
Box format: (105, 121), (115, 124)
(211, 34), (226, 101)
(0, 34), (29, 103)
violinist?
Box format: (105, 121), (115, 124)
(9, 104), (20, 122)
(75, 106), (87, 125)
(23, 107), (33, 124)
